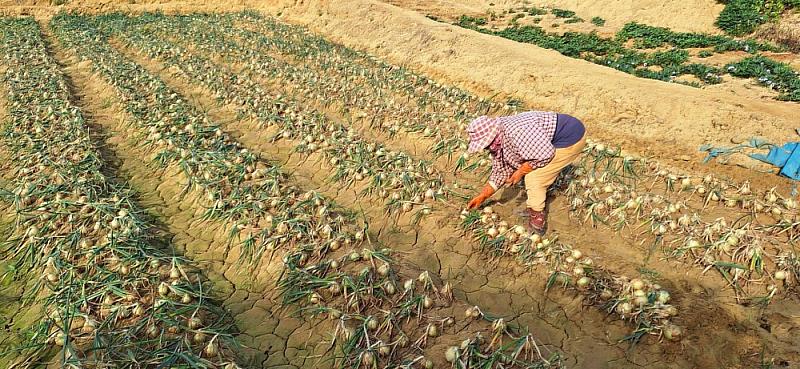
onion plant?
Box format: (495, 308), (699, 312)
(0, 16), (242, 368)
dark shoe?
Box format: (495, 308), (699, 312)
(526, 208), (547, 235)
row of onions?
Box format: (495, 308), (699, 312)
(107, 13), (450, 219)
(565, 146), (799, 300)
(50, 12), (562, 369)
(99, 12), (684, 342)
(198, 12), (799, 301)
(0, 17), (242, 368)
(166, 12), (497, 171)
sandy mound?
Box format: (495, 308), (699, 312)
(387, 0), (725, 33)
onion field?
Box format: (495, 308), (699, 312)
(0, 11), (798, 369)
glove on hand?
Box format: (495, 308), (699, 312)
(505, 162), (534, 186)
(467, 184), (496, 209)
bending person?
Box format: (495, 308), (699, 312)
(466, 110), (587, 234)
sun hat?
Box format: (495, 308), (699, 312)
(467, 116), (500, 153)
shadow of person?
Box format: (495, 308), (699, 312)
(490, 164), (578, 222)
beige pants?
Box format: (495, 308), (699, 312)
(524, 135), (587, 211)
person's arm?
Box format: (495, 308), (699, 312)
(467, 184), (495, 209)
(505, 162), (535, 186)
(467, 155), (513, 209)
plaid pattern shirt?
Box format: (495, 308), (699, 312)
(487, 111), (558, 189)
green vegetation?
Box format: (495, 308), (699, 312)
(551, 8), (576, 18)
(453, 15), (799, 100)
(698, 50), (714, 58)
(459, 20), (723, 85)
(458, 14), (487, 27)
(616, 22), (777, 52)
(716, 0), (800, 36)
(726, 56), (800, 101)
(525, 6), (547, 16)
(564, 17), (584, 24)
(591, 16), (606, 26)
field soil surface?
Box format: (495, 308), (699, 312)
(1, 2), (799, 369)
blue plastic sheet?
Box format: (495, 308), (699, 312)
(700, 138), (800, 181)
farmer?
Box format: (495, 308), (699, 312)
(466, 110), (586, 234)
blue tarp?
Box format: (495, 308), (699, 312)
(700, 138), (800, 181)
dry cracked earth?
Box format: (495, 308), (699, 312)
(1, 7), (800, 369)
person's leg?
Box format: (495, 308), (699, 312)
(524, 134), (587, 211)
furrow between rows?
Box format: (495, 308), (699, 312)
(101, 15), (722, 369)
(51, 13), (564, 369)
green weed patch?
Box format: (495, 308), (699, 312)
(454, 15), (798, 101)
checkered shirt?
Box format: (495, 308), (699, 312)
(469, 111), (558, 189)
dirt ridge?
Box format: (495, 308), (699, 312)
(255, 0), (799, 192)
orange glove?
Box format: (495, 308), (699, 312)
(505, 162), (534, 186)
(467, 184), (496, 209)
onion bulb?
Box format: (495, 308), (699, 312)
(426, 324), (438, 337)
(384, 282), (396, 295)
(445, 346), (459, 363)
(465, 306), (481, 319)
(365, 317), (378, 331)
(189, 317), (203, 329)
(418, 271), (430, 283)
(147, 324), (159, 338)
(204, 341), (218, 357)
(377, 263), (391, 277)
(616, 302), (632, 314)
(662, 324), (683, 341)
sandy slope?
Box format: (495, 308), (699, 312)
(386, 0), (725, 33)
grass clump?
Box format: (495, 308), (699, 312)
(591, 16), (606, 26)
(525, 6), (547, 16)
(457, 15), (487, 27)
(551, 8), (576, 18)
(725, 56), (800, 101)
